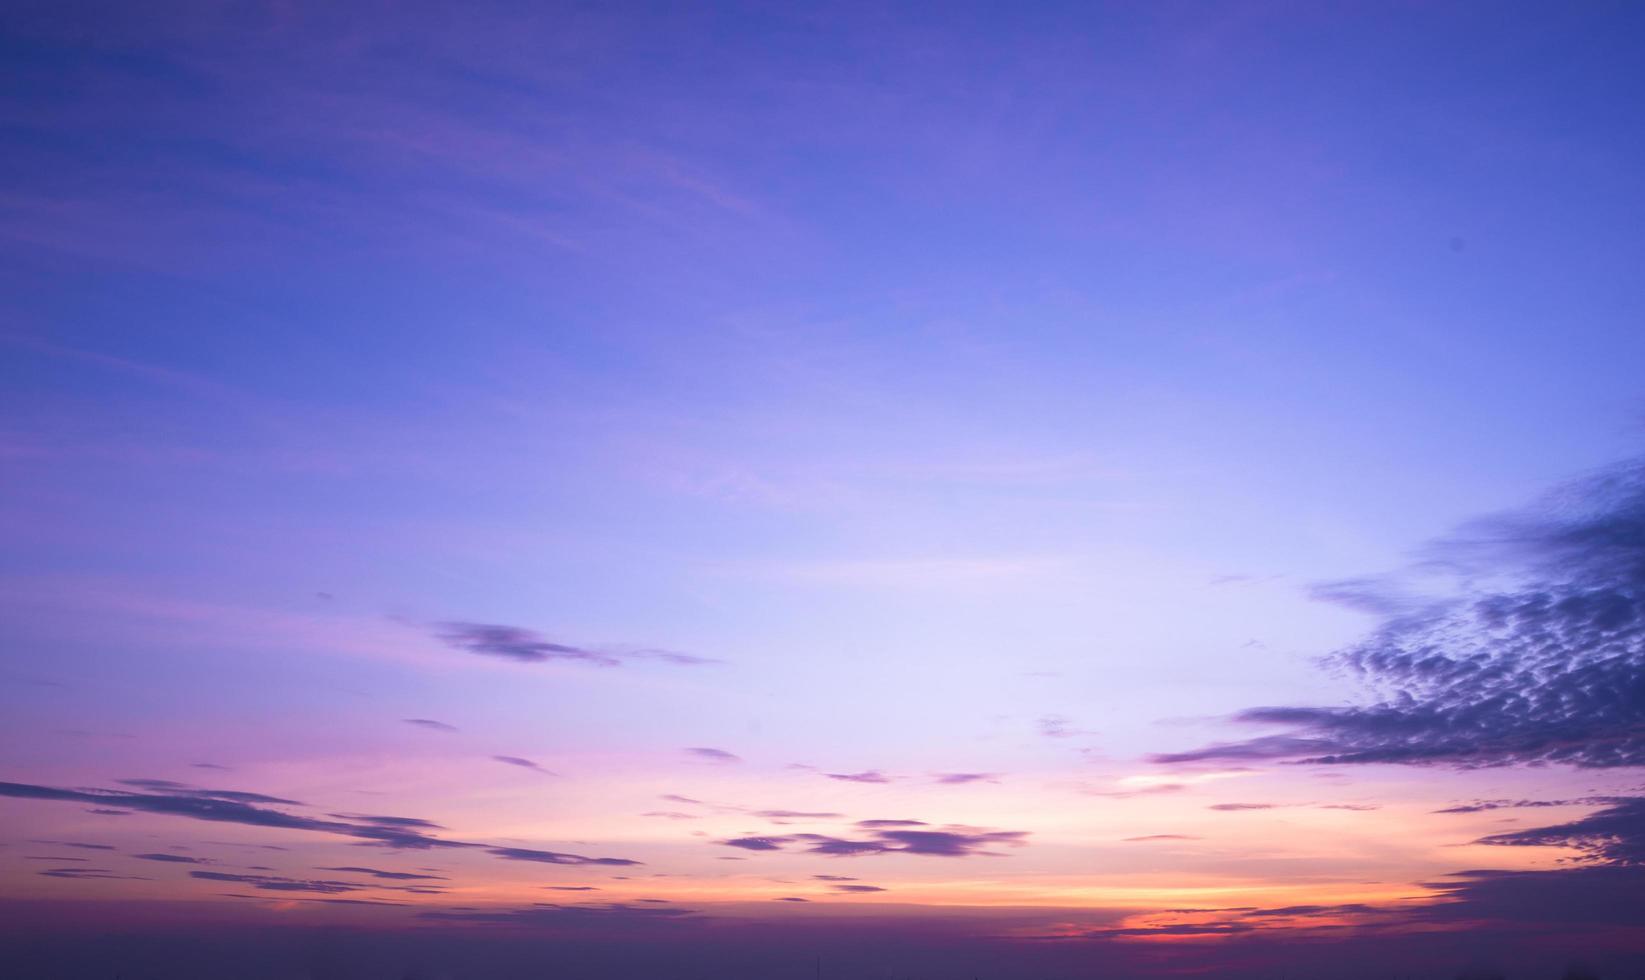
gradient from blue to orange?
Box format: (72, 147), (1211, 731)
(2, 3), (1644, 977)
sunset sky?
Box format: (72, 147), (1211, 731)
(2, 3), (1644, 978)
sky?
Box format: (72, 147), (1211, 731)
(2, 2), (1644, 978)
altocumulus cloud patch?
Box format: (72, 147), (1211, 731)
(1155, 459), (1645, 770)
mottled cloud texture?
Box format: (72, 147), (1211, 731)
(1156, 460), (1645, 769)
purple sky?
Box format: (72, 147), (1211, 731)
(2, 2), (1644, 977)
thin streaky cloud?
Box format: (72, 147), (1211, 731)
(685, 747), (741, 764)
(492, 755), (557, 775)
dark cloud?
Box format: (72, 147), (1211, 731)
(327, 813), (446, 829)
(1434, 796), (1624, 815)
(774, 897), (811, 902)
(719, 837), (791, 852)
(752, 810), (843, 820)
(222, 893), (410, 907)
(856, 819), (926, 828)
(545, 885), (600, 891)
(1081, 921), (1258, 938)
(404, 718), (459, 732)
(190, 871), (369, 894)
(1242, 903), (1381, 918)
(811, 874), (857, 881)
(486, 847), (641, 867)
(29, 840), (114, 850)
(1473, 797), (1645, 865)
(832, 884), (886, 893)
(84, 808), (131, 816)
(493, 755), (556, 775)
(0, 780), (642, 866)
(1208, 803), (1277, 811)
(114, 779), (301, 806)
(857, 829), (1027, 857)
(1061, 900), (1399, 941)
(435, 622), (619, 665)
(1083, 798), (1645, 943)
(316, 866), (447, 880)
(432, 622), (716, 668)
(418, 902), (697, 926)
(721, 827), (1028, 858)
(190, 762), (232, 770)
(824, 770), (890, 784)
(1152, 459), (1645, 770)
(1417, 866), (1645, 929)
(933, 772), (999, 784)
(131, 853), (207, 863)
(37, 868), (149, 881)
(685, 747), (741, 763)
(1318, 803), (1381, 811)
(107, 787), (458, 847)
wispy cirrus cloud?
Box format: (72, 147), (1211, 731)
(1037, 715), (1096, 739)
(404, 718), (459, 732)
